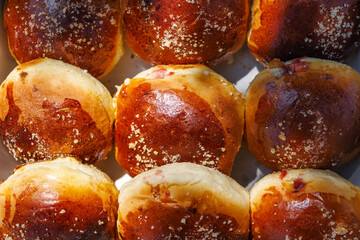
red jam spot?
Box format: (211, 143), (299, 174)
(293, 178), (306, 193)
(280, 169), (287, 180)
(161, 190), (176, 204)
(150, 184), (177, 204)
(285, 58), (310, 74)
(154, 169), (163, 176)
(150, 68), (168, 79)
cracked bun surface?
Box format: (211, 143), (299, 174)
(4, 0), (124, 78)
(121, 0), (249, 66)
(247, 0), (360, 65)
(250, 169), (360, 239)
(117, 162), (250, 239)
(245, 58), (360, 170)
(114, 64), (245, 177)
(0, 157), (119, 240)
(0, 58), (114, 164)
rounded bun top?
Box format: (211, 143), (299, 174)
(250, 168), (360, 204)
(1, 58), (114, 125)
(118, 162), (250, 239)
(1, 156), (117, 194)
(122, 0), (249, 66)
(4, 0), (124, 78)
(0, 58), (114, 164)
(114, 64), (245, 176)
(131, 64), (244, 111)
(250, 168), (360, 240)
(0, 157), (119, 240)
(245, 57), (360, 170)
(248, 0), (360, 64)
(119, 162), (249, 220)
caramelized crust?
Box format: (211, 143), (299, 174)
(114, 65), (245, 176)
(245, 58), (360, 170)
(0, 58), (114, 164)
(248, 0), (360, 64)
(119, 202), (245, 240)
(0, 157), (119, 240)
(117, 162), (250, 239)
(122, 0), (249, 65)
(250, 169), (360, 239)
(4, 0), (124, 78)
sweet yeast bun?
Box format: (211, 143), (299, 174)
(122, 0), (250, 66)
(250, 169), (360, 239)
(117, 162), (250, 239)
(0, 157), (119, 240)
(114, 64), (245, 177)
(4, 0), (124, 78)
(245, 58), (360, 170)
(0, 58), (114, 164)
(248, 0), (360, 64)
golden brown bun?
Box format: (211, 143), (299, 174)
(4, 0), (124, 78)
(117, 162), (250, 239)
(0, 157), (119, 240)
(122, 0), (249, 65)
(245, 58), (360, 170)
(0, 58), (114, 164)
(250, 169), (360, 239)
(114, 65), (245, 177)
(248, 0), (360, 64)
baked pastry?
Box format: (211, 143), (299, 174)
(114, 64), (245, 177)
(0, 58), (114, 164)
(250, 169), (360, 239)
(121, 0), (250, 65)
(0, 157), (119, 240)
(4, 0), (124, 78)
(245, 58), (360, 170)
(117, 162), (250, 239)
(248, 0), (360, 64)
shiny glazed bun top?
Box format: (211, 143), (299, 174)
(250, 169), (360, 239)
(117, 162), (250, 240)
(4, 0), (124, 78)
(248, 0), (360, 64)
(0, 58), (114, 164)
(0, 157), (119, 240)
(122, 0), (250, 65)
(245, 58), (360, 170)
(114, 64), (245, 177)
